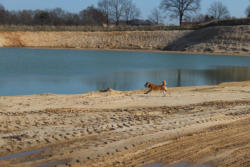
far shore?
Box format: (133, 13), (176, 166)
(1, 46), (250, 57)
(0, 25), (249, 57)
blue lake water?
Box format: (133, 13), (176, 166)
(1, 48), (250, 96)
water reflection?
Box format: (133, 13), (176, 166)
(0, 48), (250, 96)
(84, 67), (250, 91)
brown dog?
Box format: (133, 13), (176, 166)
(144, 80), (168, 95)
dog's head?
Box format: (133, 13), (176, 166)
(144, 81), (151, 88)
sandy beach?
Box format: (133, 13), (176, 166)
(0, 81), (250, 167)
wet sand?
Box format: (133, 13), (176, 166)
(0, 81), (250, 167)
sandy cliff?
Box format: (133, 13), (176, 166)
(0, 25), (249, 55)
(0, 30), (191, 50)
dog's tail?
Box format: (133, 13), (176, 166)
(162, 80), (167, 86)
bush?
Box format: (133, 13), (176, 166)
(200, 18), (250, 27)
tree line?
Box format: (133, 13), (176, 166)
(0, 0), (249, 26)
(0, 0), (141, 26)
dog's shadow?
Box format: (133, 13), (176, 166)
(136, 94), (170, 98)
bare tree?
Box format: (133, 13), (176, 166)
(207, 1), (230, 19)
(109, 0), (126, 25)
(49, 8), (66, 25)
(16, 10), (34, 25)
(184, 13), (213, 23)
(160, 0), (200, 26)
(34, 10), (51, 25)
(0, 3), (4, 11)
(64, 13), (80, 25)
(148, 8), (164, 25)
(0, 3), (6, 24)
(123, 0), (140, 24)
(246, 5), (250, 17)
(79, 6), (107, 26)
(98, 0), (111, 25)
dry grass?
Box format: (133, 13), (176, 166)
(0, 25), (197, 32)
(0, 18), (249, 32)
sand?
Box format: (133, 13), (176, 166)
(0, 81), (250, 167)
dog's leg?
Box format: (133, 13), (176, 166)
(162, 90), (167, 96)
(166, 88), (170, 96)
(163, 87), (169, 96)
(144, 89), (152, 94)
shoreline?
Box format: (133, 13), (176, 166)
(1, 46), (250, 57)
(1, 80), (250, 98)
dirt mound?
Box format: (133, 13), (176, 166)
(164, 25), (250, 55)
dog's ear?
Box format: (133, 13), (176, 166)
(144, 82), (151, 88)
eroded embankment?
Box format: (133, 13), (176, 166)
(165, 25), (250, 55)
(0, 25), (249, 55)
(0, 30), (191, 50)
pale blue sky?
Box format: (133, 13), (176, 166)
(0, 0), (249, 23)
